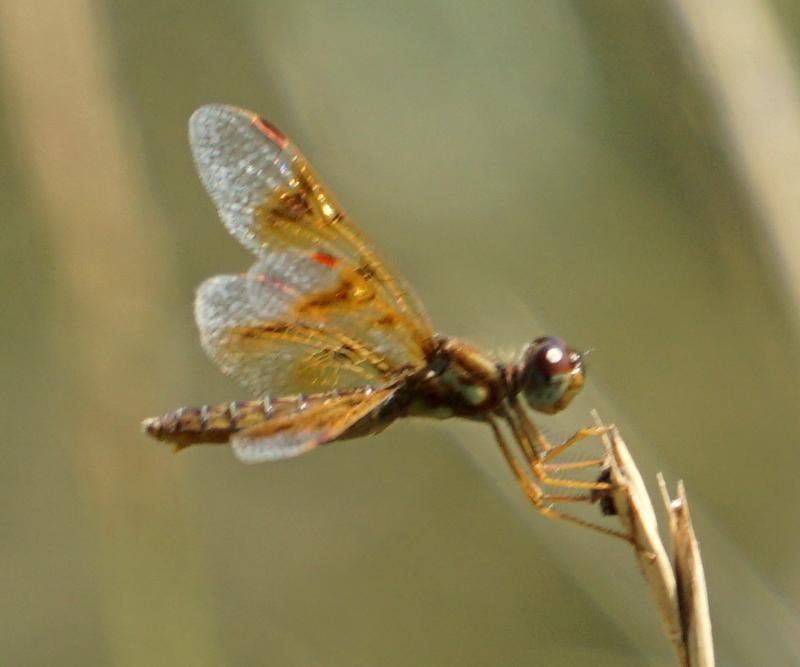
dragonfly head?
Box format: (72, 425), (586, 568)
(516, 336), (585, 415)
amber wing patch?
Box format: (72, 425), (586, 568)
(190, 105), (437, 395)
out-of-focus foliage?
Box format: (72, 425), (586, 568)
(1, 1), (798, 665)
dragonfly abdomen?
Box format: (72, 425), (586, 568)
(142, 395), (317, 449)
(143, 389), (396, 450)
(142, 400), (265, 448)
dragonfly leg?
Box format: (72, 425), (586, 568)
(511, 396), (613, 462)
(540, 458), (606, 473)
(530, 425), (615, 490)
(503, 403), (614, 492)
(540, 425), (614, 463)
(487, 417), (631, 542)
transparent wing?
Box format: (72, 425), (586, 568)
(245, 249), (427, 370)
(189, 104), (433, 339)
(195, 274), (404, 396)
(231, 385), (398, 463)
(189, 105), (296, 256)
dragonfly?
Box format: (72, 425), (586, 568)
(142, 104), (619, 538)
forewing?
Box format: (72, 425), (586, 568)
(189, 104), (295, 256)
(195, 273), (396, 396)
(231, 385), (397, 463)
(189, 104), (433, 339)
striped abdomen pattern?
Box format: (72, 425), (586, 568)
(143, 394), (313, 448)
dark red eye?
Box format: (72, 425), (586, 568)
(526, 337), (572, 378)
(519, 337), (585, 414)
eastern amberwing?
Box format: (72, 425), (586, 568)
(143, 105), (618, 537)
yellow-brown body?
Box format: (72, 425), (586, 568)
(143, 337), (508, 450)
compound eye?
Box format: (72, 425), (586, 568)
(530, 337), (571, 378)
(520, 337), (584, 414)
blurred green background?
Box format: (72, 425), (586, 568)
(2, 1), (799, 665)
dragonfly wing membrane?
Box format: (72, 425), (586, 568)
(189, 104), (434, 339)
(195, 273), (393, 396)
(246, 250), (427, 370)
(189, 104), (297, 256)
(231, 385), (398, 463)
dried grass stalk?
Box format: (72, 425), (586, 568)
(659, 477), (715, 667)
(594, 419), (714, 667)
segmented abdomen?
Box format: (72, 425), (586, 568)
(143, 395), (311, 448)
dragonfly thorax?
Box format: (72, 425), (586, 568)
(405, 337), (507, 419)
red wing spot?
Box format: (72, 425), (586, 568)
(310, 251), (337, 268)
(252, 115), (288, 149)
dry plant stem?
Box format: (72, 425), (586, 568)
(593, 415), (714, 667)
(659, 477), (715, 667)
